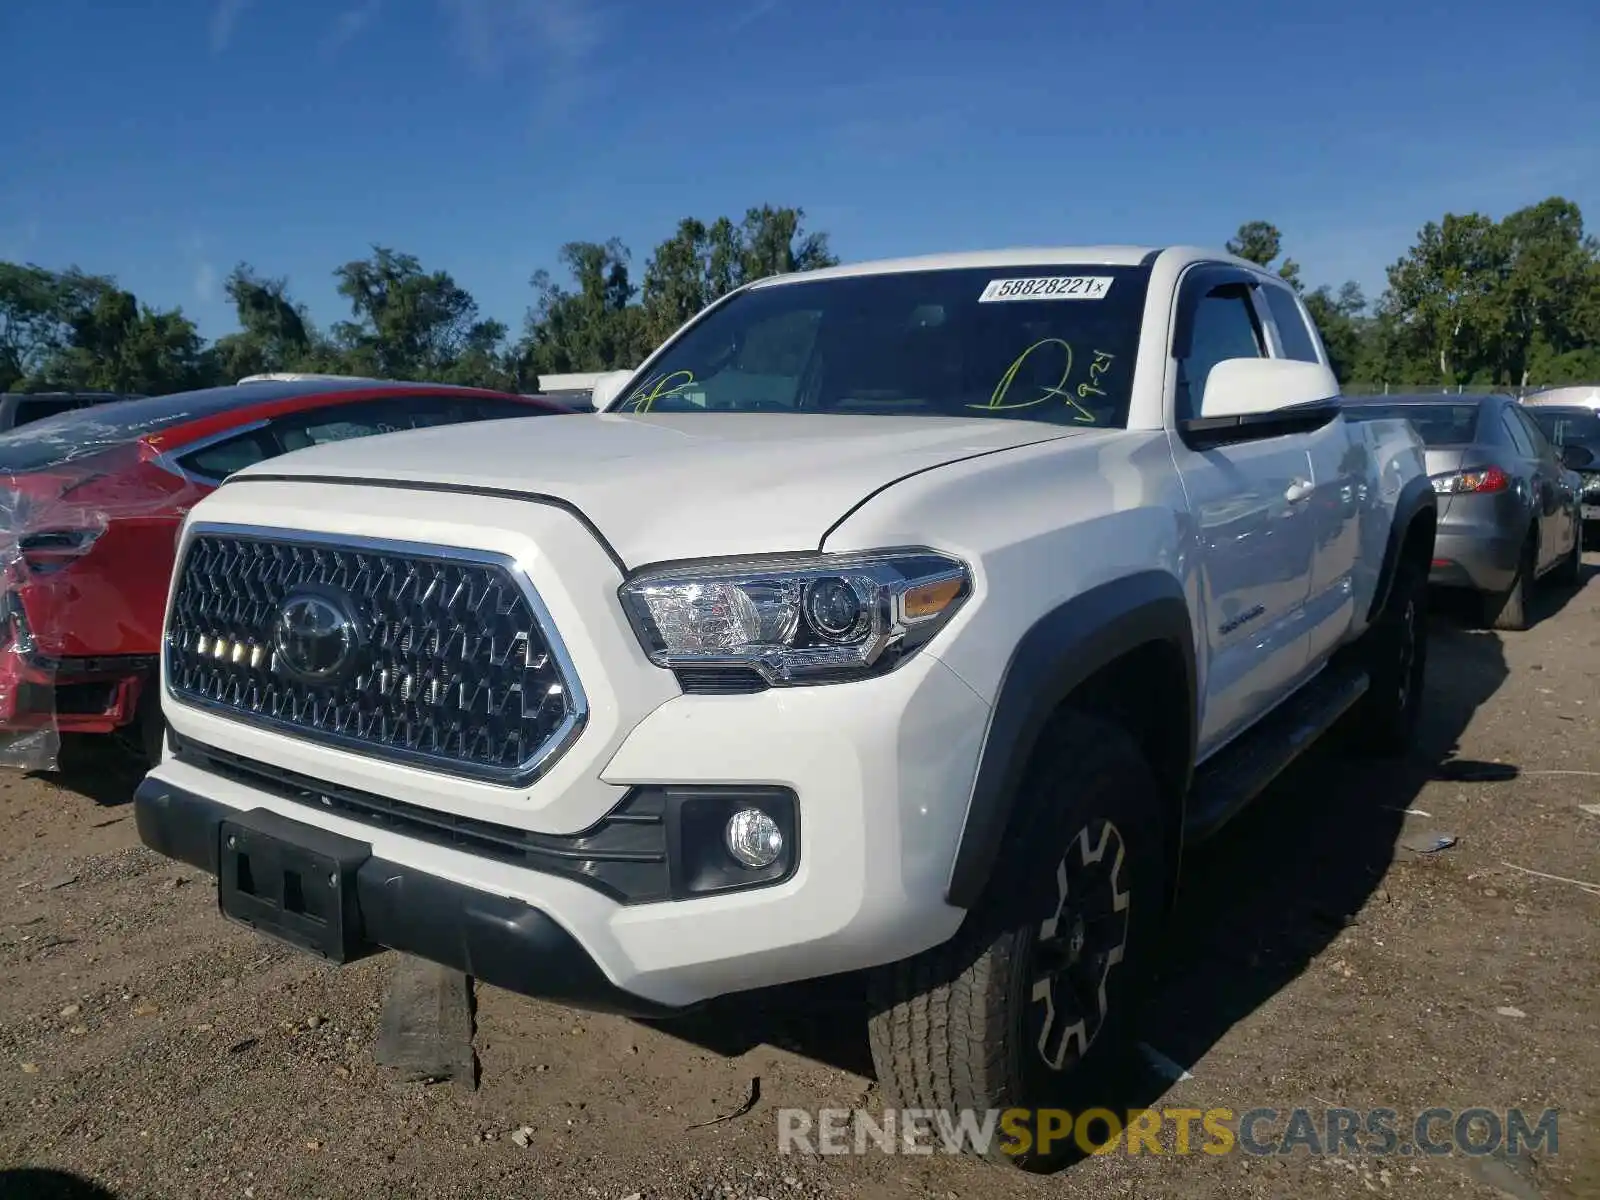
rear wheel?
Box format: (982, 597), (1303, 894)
(1482, 530), (1536, 632)
(1349, 548), (1427, 755)
(866, 714), (1166, 1169)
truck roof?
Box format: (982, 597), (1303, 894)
(747, 245), (1257, 287)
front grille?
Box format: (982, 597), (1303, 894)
(165, 527), (586, 785)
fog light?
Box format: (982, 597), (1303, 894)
(725, 808), (783, 869)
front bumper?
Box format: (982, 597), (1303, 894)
(0, 648), (151, 735)
(134, 776), (688, 1018)
(142, 646), (990, 1009)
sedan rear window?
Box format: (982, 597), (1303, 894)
(0, 385), (543, 474)
(1344, 402), (1482, 447)
(0, 389), (258, 472)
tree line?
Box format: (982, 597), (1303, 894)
(2, 197), (1597, 398)
(0, 204), (838, 397)
(1225, 198), (1600, 390)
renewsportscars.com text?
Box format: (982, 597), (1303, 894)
(776, 1106), (1560, 1158)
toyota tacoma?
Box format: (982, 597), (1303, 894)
(134, 246), (1436, 1166)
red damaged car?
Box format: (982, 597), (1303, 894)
(0, 378), (570, 768)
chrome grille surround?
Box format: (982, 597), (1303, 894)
(163, 523), (588, 786)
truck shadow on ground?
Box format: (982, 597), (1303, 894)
(0, 1168), (120, 1199)
(25, 734), (147, 806)
(1136, 612), (1510, 1081)
(645, 604), (1512, 1128)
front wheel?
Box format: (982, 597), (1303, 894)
(866, 713), (1166, 1169)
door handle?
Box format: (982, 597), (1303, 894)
(1285, 479), (1314, 504)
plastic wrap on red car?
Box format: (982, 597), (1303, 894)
(0, 419), (208, 773)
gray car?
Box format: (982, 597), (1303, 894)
(1523, 404), (1600, 532)
(1343, 393), (1587, 630)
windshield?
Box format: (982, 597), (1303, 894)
(1344, 402), (1482, 447)
(611, 264), (1153, 427)
(1527, 408), (1600, 451)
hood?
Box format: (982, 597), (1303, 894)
(229, 411), (1083, 566)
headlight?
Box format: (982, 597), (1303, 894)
(618, 549), (971, 687)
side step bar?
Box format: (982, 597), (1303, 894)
(1183, 667), (1370, 843)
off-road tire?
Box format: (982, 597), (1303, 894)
(1348, 550), (1428, 755)
(1551, 518), (1583, 588)
(865, 713), (1166, 1170)
(1483, 530), (1536, 632)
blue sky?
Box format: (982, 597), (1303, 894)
(2, 0), (1596, 341)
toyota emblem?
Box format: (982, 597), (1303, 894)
(273, 588), (362, 684)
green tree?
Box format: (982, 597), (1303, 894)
(638, 218), (733, 349)
(0, 263), (80, 393)
(736, 204), (838, 281)
(331, 246), (507, 380)
(1496, 197), (1600, 387)
(22, 270), (212, 394)
(1226, 220), (1301, 290)
(1303, 281), (1368, 383)
(209, 264), (317, 381)
(1381, 213), (1509, 383)
(638, 205), (837, 349)
(522, 239), (648, 373)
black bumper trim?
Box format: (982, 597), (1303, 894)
(134, 776), (693, 1019)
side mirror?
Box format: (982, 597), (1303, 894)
(589, 370), (634, 412)
(1198, 358), (1340, 420)
(1560, 443), (1595, 470)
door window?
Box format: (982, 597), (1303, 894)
(1261, 285), (1322, 363)
(1512, 406), (1555, 461)
(1177, 286), (1265, 422)
(176, 429), (278, 481)
(1501, 408), (1536, 458)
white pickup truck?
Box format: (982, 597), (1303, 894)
(135, 245), (1436, 1165)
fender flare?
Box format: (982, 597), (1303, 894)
(943, 570), (1197, 908)
(1366, 473), (1438, 623)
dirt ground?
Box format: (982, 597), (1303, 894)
(2, 565), (1598, 1200)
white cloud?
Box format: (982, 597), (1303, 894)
(321, 0), (382, 56)
(180, 233), (219, 305)
(438, 0), (604, 84)
(193, 261), (218, 303)
(209, 0), (252, 53)
(727, 0), (780, 32)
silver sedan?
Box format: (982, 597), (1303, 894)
(1342, 393), (1588, 630)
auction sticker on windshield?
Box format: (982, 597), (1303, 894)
(978, 276), (1113, 302)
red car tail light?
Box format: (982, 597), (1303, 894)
(1430, 465), (1510, 494)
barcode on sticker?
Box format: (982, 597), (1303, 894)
(978, 276), (1113, 302)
